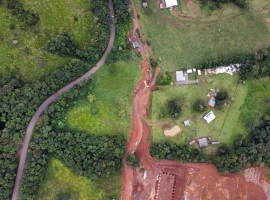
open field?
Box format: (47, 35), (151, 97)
(0, 0), (92, 81)
(151, 73), (270, 147)
(67, 60), (141, 139)
(135, 0), (270, 72)
(37, 158), (122, 200)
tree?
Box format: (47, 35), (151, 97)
(167, 99), (181, 119)
(126, 154), (140, 167)
(193, 99), (207, 112)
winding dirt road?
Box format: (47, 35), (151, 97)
(11, 1), (115, 199)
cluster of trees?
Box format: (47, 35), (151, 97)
(151, 115), (270, 174)
(126, 153), (140, 167)
(215, 90), (228, 109)
(6, 0), (39, 26)
(168, 99), (182, 119)
(156, 71), (172, 85)
(106, 0), (134, 64)
(150, 57), (158, 68)
(195, 47), (270, 80)
(199, 0), (247, 9)
(193, 99), (207, 112)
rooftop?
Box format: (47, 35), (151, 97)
(176, 71), (185, 81)
(203, 111), (216, 123)
(165, 0), (178, 8)
(198, 138), (208, 148)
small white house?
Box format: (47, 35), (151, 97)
(187, 69), (193, 74)
(176, 71), (185, 81)
(164, 0), (178, 8)
(203, 111), (216, 124)
(197, 70), (201, 75)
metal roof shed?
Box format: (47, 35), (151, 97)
(198, 138), (208, 147)
(176, 71), (185, 81)
(203, 111), (216, 123)
(165, 0), (178, 8)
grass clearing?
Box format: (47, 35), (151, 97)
(151, 74), (270, 147)
(151, 73), (243, 146)
(0, 0), (92, 81)
(66, 60), (141, 139)
(136, 0), (270, 72)
(37, 158), (122, 200)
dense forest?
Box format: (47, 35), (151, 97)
(151, 115), (270, 173)
(0, 0), (132, 199)
(199, 0), (247, 9)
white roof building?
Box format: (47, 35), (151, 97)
(184, 120), (191, 126)
(165, 0), (178, 8)
(203, 111), (216, 123)
(176, 71), (185, 81)
(198, 138), (208, 147)
(197, 70), (201, 75)
(187, 69), (193, 74)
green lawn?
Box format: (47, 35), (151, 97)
(151, 73), (244, 146)
(37, 158), (122, 200)
(66, 60), (141, 139)
(151, 74), (270, 147)
(0, 0), (92, 81)
(135, 0), (270, 72)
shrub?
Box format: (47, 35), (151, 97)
(168, 99), (181, 119)
(126, 154), (140, 167)
(193, 99), (207, 112)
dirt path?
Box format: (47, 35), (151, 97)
(11, 1), (115, 199)
(130, 0), (156, 60)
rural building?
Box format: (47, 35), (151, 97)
(198, 138), (208, 147)
(193, 68), (196, 72)
(160, 0), (178, 9)
(128, 33), (140, 48)
(208, 97), (216, 108)
(189, 140), (195, 145)
(187, 69), (193, 74)
(176, 71), (185, 81)
(203, 111), (216, 123)
(211, 141), (220, 145)
(184, 120), (191, 126)
(142, 2), (148, 8)
(197, 70), (201, 75)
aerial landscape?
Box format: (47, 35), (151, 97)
(1, 0), (270, 199)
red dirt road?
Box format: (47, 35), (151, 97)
(11, 1), (115, 199)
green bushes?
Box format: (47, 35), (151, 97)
(126, 154), (140, 167)
(168, 99), (181, 119)
(193, 99), (207, 112)
(215, 90), (228, 110)
(199, 0), (247, 9)
(156, 71), (172, 85)
(6, 0), (39, 26)
(150, 57), (158, 68)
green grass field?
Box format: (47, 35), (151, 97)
(135, 0), (270, 72)
(66, 60), (141, 139)
(0, 0), (92, 81)
(37, 158), (122, 200)
(151, 73), (243, 146)
(151, 73), (270, 147)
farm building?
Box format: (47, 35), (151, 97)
(189, 140), (195, 145)
(160, 0), (178, 9)
(211, 141), (220, 145)
(204, 111), (216, 123)
(128, 33), (140, 48)
(184, 120), (191, 126)
(198, 138), (208, 147)
(187, 69), (193, 73)
(176, 71), (185, 81)
(142, 2), (148, 8)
